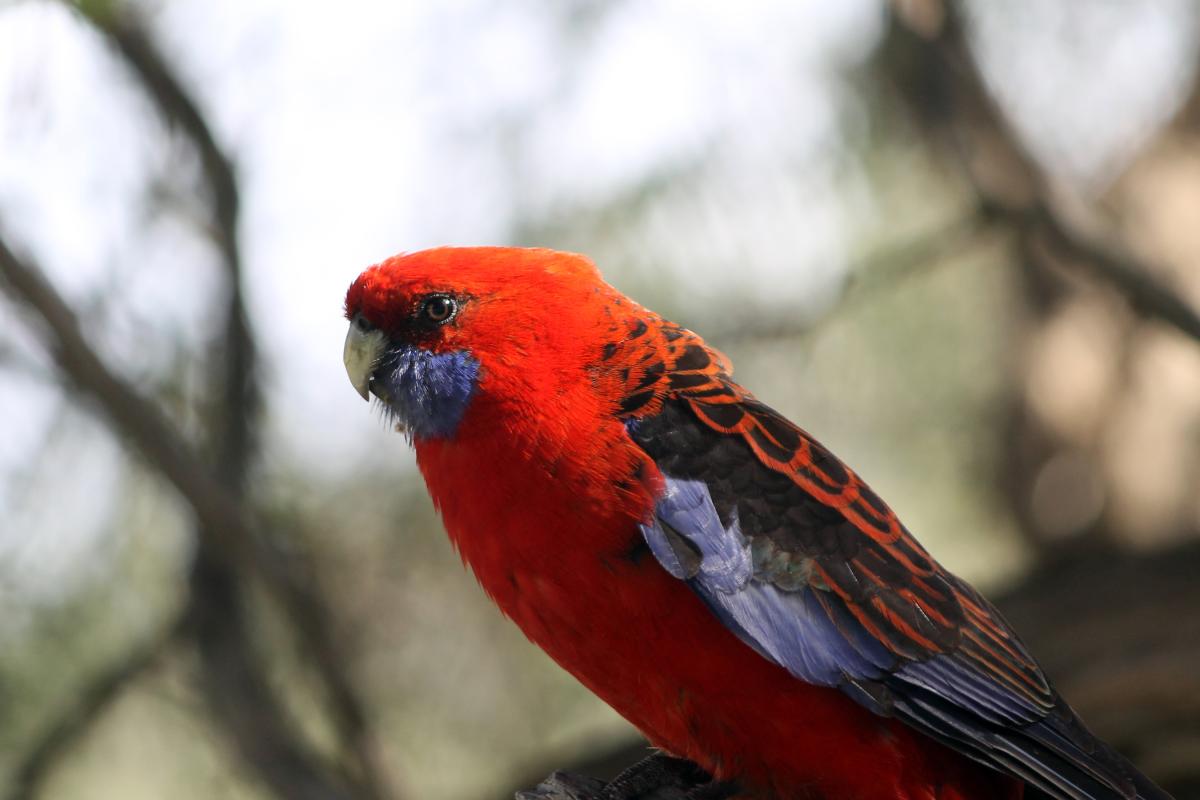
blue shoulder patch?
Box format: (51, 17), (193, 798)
(634, 459), (1168, 799)
(375, 345), (480, 440)
(639, 476), (893, 688)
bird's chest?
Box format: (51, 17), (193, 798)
(412, 425), (710, 714)
(410, 411), (700, 685)
(414, 424), (658, 623)
(410, 425), (969, 800)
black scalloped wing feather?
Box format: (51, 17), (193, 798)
(611, 315), (1165, 800)
(609, 314), (1045, 685)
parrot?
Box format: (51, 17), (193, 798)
(342, 246), (1171, 800)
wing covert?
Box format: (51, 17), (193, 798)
(607, 315), (1163, 800)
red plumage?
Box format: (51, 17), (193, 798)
(344, 247), (1163, 800)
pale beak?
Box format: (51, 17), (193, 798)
(343, 319), (386, 401)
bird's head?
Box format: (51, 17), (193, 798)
(343, 246), (613, 442)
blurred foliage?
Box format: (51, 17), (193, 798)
(1, 1), (1199, 799)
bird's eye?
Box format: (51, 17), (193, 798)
(354, 314), (373, 331)
(420, 295), (458, 325)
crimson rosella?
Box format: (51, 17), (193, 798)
(343, 247), (1170, 800)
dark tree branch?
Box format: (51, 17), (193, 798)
(515, 753), (735, 800)
(1023, 203), (1200, 341)
(0, 237), (256, 564)
(187, 551), (361, 800)
(6, 608), (190, 800)
(99, 7), (258, 485)
(881, 0), (1200, 347)
(55, 5), (396, 797)
(713, 208), (996, 343)
(515, 771), (723, 800)
(65, 0), (242, 265)
(263, 545), (396, 800)
(993, 543), (1200, 795)
(2, 6), (394, 788)
(54, 1), (251, 489)
(0, 232), (365, 800)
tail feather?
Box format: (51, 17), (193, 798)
(1130, 765), (1174, 800)
(880, 681), (1174, 800)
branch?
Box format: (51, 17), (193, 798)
(7, 1), (395, 791)
(712, 208), (995, 343)
(6, 609), (189, 800)
(516, 754), (733, 800)
(881, 1), (1200, 346)
(1023, 203), (1200, 341)
(66, 0), (241, 266)
(263, 545), (396, 800)
(516, 772), (709, 800)
(102, 10), (257, 482)
(59, 6), (396, 797)
(0, 232), (364, 800)
(0, 237), (255, 565)
(187, 550), (362, 800)
(991, 542), (1200, 788)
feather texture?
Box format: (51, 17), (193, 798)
(625, 338), (1169, 800)
(345, 247), (1171, 800)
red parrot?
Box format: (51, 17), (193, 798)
(343, 247), (1170, 800)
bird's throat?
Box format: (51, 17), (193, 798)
(373, 346), (480, 441)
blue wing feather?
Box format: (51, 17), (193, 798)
(608, 286), (1168, 798)
(638, 473), (1169, 800)
(640, 477), (893, 687)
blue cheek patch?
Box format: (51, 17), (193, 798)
(374, 346), (480, 440)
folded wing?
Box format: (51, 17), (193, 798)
(610, 315), (1167, 800)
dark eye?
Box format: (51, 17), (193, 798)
(420, 294), (458, 325)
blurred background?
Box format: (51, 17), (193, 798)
(2, 1), (1199, 798)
